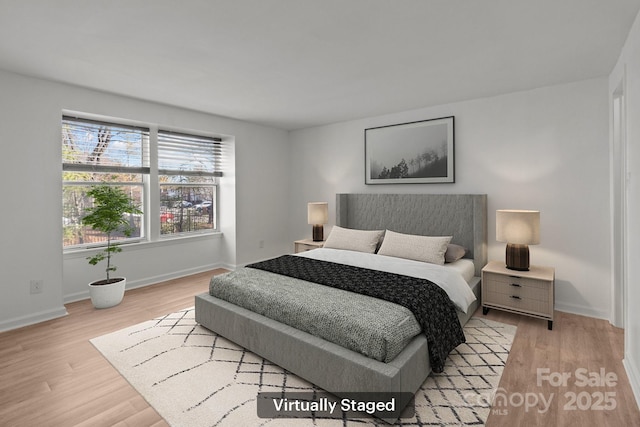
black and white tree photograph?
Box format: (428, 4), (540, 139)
(365, 116), (454, 184)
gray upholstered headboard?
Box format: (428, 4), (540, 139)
(336, 193), (487, 276)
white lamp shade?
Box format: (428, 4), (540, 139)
(307, 202), (328, 225)
(496, 210), (540, 245)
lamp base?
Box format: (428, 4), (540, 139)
(312, 224), (324, 242)
(505, 243), (530, 271)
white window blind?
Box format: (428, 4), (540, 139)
(62, 116), (150, 174)
(158, 130), (223, 178)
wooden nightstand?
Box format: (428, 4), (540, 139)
(482, 260), (555, 330)
(294, 239), (324, 253)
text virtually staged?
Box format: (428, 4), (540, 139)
(256, 392), (415, 419)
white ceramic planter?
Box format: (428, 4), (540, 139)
(88, 277), (126, 309)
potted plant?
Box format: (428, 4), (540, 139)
(82, 185), (142, 309)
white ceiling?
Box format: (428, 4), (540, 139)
(1, 0), (639, 130)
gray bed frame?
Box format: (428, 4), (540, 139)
(195, 193), (487, 414)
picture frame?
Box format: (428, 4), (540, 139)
(365, 116), (454, 184)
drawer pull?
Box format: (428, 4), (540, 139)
(510, 295), (521, 300)
(510, 283), (522, 287)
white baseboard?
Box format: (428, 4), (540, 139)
(0, 306), (68, 333)
(126, 263), (234, 291)
(554, 301), (609, 321)
(624, 357), (640, 411)
(63, 262), (231, 304)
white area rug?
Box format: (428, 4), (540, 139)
(91, 308), (516, 427)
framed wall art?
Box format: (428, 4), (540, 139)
(365, 116), (454, 184)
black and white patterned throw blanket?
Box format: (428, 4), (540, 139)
(247, 255), (465, 372)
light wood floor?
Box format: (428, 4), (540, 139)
(0, 270), (638, 426)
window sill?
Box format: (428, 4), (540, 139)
(63, 231), (223, 259)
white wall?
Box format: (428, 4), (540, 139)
(0, 69), (291, 331)
(610, 8), (640, 409)
(289, 78), (611, 319)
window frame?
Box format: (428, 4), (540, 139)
(157, 129), (222, 237)
(62, 114), (224, 252)
(62, 116), (149, 249)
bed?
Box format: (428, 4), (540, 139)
(195, 193), (487, 416)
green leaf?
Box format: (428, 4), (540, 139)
(82, 184), (141, 282)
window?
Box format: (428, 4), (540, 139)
(62, 116), (149, 248)
(62, 115), (225, 249)
(158, 130), (222, 236)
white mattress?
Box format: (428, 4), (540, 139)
(444, 258), (475, 283)
(295, 248), (477, 314)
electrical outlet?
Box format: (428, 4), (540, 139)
(259, 240), (265, 249)
(30, 280), (43, 294)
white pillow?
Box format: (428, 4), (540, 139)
(323, 226), (384, 254)
(377, 230), (452, 265)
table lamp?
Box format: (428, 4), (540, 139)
(496, 209), (540, 271)
(307, 202), (328, 241)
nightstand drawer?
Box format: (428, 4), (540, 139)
(296, 243), (318, 252)
(294, 239), (324, 253)
(483, 273), (550, 301)
(483, 272), (548, 289)
(484, 291), (551, 316)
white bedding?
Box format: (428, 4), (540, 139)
(444, 258), (475, 283)
(295, 248), (477, 313)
